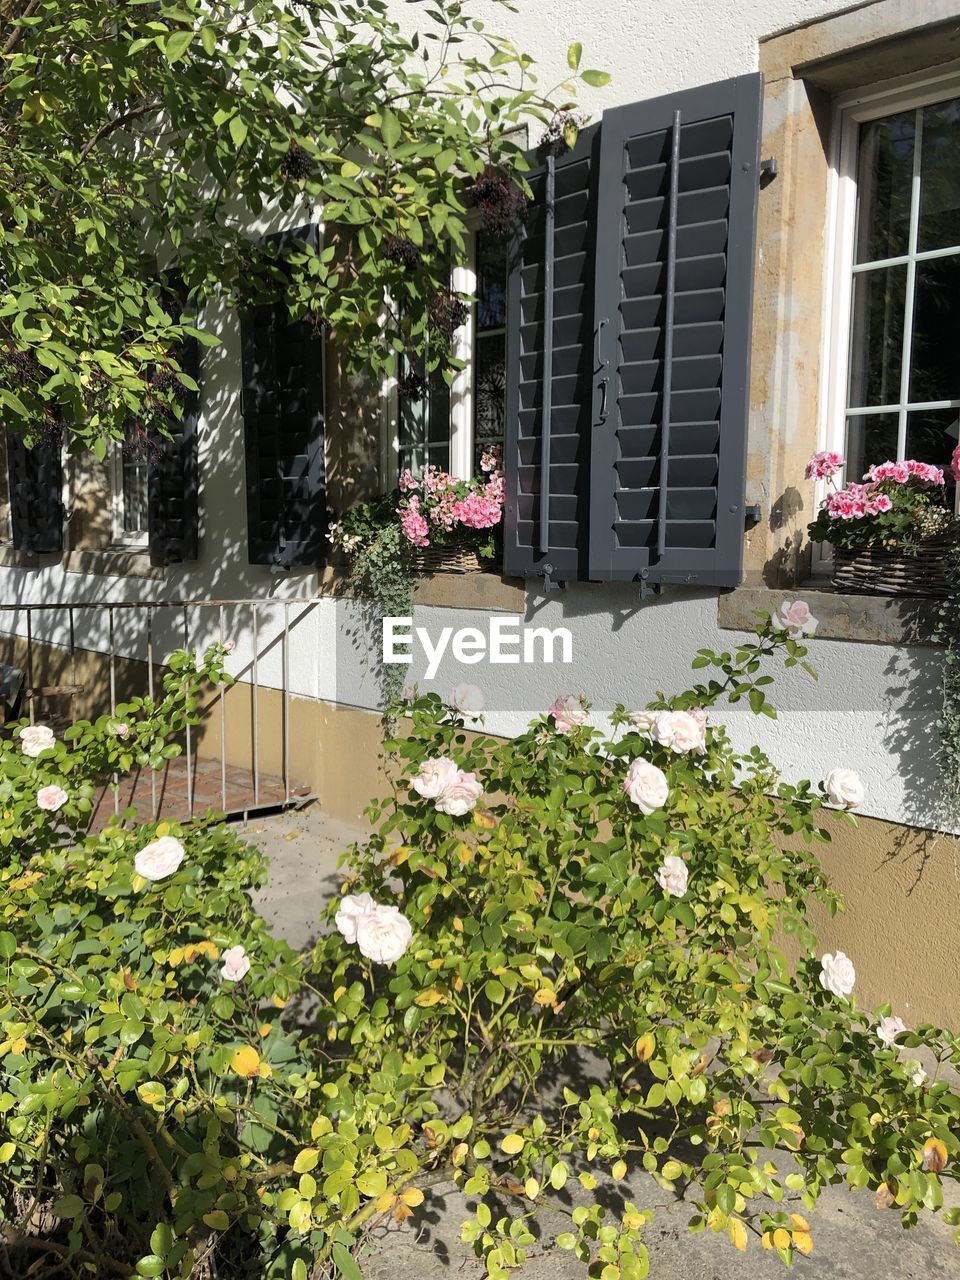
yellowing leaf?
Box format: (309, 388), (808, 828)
(524, 1177), (539, 1199)
(0, 1142), (15, 1162)
(533, 988), (557, 1006)
(137, 1082), (166, 1105)
(793, 1230), (813, 1256)
(789, 1214), (809, 1231)
(400, 1187), (424, 1207)
(772, 1228), (791, 1251)
(761, 1231), (773, 1250)
(231, 1046), (261, 1078)
(455, 841), (474, 865)
(258, 1023), (272, 1038)
(923, 1137), (949, 1172)
(414, 986), (446, 1007)
(375, 1193), (398, 1213)
(155, 822), (170, 838)
(293, 1148), (319, 1174)
(473, 811), (497, 830)
(634, 1033), (655, 1063)
(501, 1134), (524, 1155)
(390, 844), (411, 866)
(8, 1038), (25, 1056)
(203, 1210), (229, 1231)
(611, 1160), (627, 1181)
(728, 1218), (747, 1252)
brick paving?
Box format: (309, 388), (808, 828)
(88, 755), (311, 828)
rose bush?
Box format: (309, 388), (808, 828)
(2, 617), (960, 1280)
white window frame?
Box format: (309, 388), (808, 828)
(380, 226), (488, 488)
(819, 60), (960, 562)
(110, 441), (149, 549)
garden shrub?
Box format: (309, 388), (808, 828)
(1, 621), (959, 1280)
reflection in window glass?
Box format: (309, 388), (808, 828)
(398, 361), (450, 476)
(120, 449), (149, 536)
(845, 95), (960, 479)
(473, 233), (507, 471)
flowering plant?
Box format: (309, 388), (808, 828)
(806, 451), (956, 553)
(4, 618), (960, 1279)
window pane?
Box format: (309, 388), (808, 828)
(918, 96), (960, 251)
(905, 407), (960, 470)
(909, 253), (960, 403)
(847, 265), (905, 407)
(477, 236), (507, 331)
(121, 455), (148, 534)
(398, 365), (450, 475)
(845, 412), (899, 479)
(855, 111), (915, 264)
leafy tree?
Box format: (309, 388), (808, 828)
(0, 0), (604, 453)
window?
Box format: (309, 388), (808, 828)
(112, 441), (149, 547)
(387, 230), (508, 483)
(829, 72), (960, 484)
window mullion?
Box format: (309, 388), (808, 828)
(896, 106), (924, 459)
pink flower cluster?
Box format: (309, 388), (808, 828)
(397, 464), (504, 548)
(805, 450), (845, 481)
(399, 495), (430, 547)
(822, 482), (892, 520)
(865, 459), (944, 486)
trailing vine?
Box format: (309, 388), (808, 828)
(935, 543), (960, 826)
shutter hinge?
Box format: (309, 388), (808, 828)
(760, 157), (777, 185)
(637, 571), (661, 600)
(540, 562), (565, 592)
(744, 503), (762, 528)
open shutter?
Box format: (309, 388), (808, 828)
(589, 74), (762, 587)
(148, 332), (200, 566)
(503, 124), (601, 585)
(241, 224), (327, 569)
(6, 429), (63, 554)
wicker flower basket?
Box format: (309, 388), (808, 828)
(410, 544), (486, 574)
(832, 536), (952, 598)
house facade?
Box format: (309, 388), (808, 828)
(1, 0), (960, 1020)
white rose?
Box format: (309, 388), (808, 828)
(823, 768), (865, 809)
(355, 904), (413, 965)
(622, 758), (669, 815)
(876, 1014), (907, 1048)
(450, 684), (484, 719)
(656, 854), (689, 898)
(651, 710), (706, 754)
(36, 785), (68, 812)
(905, 1059), (927, 1087)
(220, 945), (251, 982)
(819, 950), (856, 998)
(434, 769), (483, 817)
(771, 599), (819, 639)
(411, 757), (460, 800)
(134, 836), (186, 882)
(335, 892), (376, 945)
(549, 694), (587, 734)
(20, 724), (55, 758)
(627, 710), (658, 735)
(110, 721), (130, 738)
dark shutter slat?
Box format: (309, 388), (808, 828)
(6, 429), (63, 554)
(589, 72), (762, 587)
(504, 125), (600, 583)
(241, 224), (327, 569)
(148, 331), (200, 567)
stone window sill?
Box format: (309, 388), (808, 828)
(718, 584), (942, 647)
(319, 565), (525, 613)
(65, 547), (165, 581)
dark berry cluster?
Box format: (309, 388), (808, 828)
(397, 369), (429, 401)
(470, 167), (529, 241)
(428, 289), (469, 343)
(280, 142), (313, 181)
(384, 234), (422, 270)
(122, 421), (165, 462)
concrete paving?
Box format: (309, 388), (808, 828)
(239, 805), (960, 1280)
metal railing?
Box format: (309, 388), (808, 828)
(0, 597), (320, 822)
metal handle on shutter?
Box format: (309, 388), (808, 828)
(656, 108), (682, 562)
(595, 317), (609, 425)
(538, 150), (556, 558)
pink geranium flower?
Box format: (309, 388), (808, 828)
(805, 451), (845, 481)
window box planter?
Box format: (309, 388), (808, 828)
(832, 536), (952, 599)
(410, 544), (489, 574)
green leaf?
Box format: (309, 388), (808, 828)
(136, 1257), (165, 1278)
(229, 115), (249, 149)
(0, 932), (16, 959)
(581, 69), (611, 87)
(566, 42), (583, 71)
(332, 1242), (364, 1280)
(163, 29), (195, 63)
(53, 1194), (84, 1219)
(380, 108), (401, 149)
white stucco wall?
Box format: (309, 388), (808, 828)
(0, 0), (947, 830)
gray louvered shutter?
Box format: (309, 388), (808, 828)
(148, 331), (200, 567)
(6, 428), (63, 554)
(241, 224), (327, 569)
(503, 124), (601, 584)
(589, 73), (762, 587)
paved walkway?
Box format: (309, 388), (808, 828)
(242, 805), (960, 1280)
